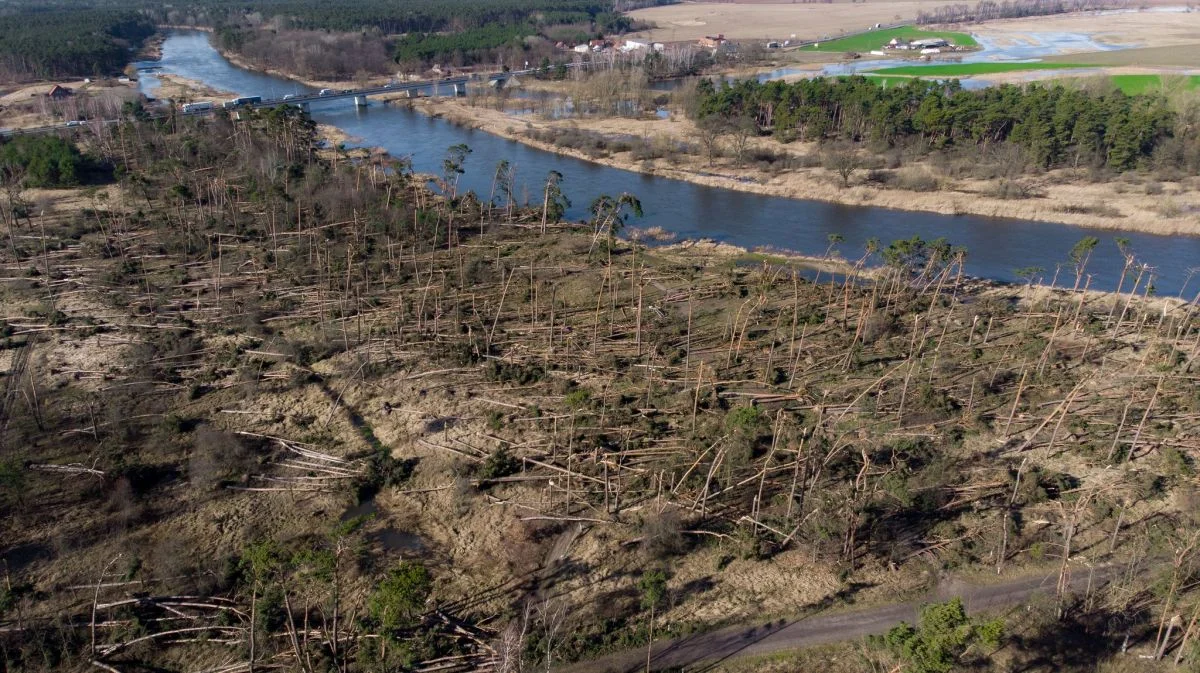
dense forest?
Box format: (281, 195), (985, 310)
(0, 0), (659, 80)
(0, 9), (154, 81)
(208, 0), (646, 73)
(693, 76), (1188, 172)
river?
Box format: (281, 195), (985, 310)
(137, 31), (1200, 294)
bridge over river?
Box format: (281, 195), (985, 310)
(1, 65), (559, 137)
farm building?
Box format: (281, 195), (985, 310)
(910, 37), (950, 49)
(47, 85), (73, 99)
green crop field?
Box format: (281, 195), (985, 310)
(861, 75), (903, 88)
(800, 25), (977, 53)
(870, 62), (1090, 77)
(1101, 74), (1200, 95)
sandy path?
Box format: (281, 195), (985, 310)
(558, 567), (1112, 673)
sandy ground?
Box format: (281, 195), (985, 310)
(628, 1), (981, 43)
(411, 97), (1200, 237)
(0, 79), (139, 130)
(149, 73), (234, 103)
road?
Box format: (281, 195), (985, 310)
(558, 566), (1111, 673)
(0, 62), (586, 138)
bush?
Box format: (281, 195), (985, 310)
(985, 179), (1044, 200)
(369, 561), (432, 634)
(894, 168), (940, 192)
(480, 447), (520, 480)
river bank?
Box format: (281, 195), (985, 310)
(401, 95), (1200, 238)
(187, 33), (1200, 238)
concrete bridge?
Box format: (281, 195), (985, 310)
(220, 65), (557, 111)
(1, 64), (570, 137)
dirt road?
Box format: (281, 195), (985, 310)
(559, 566), (1110, 673)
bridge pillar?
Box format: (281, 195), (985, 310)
(406, 89), (415, 99)
(454, 82), (466, 97)
(354, 95), (368, 107)
(299, 102), (310, 112)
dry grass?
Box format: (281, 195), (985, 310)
(627, 0), (983, 44)
(1045, 42), (1200, 67)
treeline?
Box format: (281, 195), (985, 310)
(916, 0), (1124, 24)
(393, 22), (533, 65)
(695, 76), (1185, 172)
(0, 9), (154, 81)
(215, 28), (394, 80)
(0, 0), (668, 76)
(201, 0), (650, 71)
(10, 0), (653, 36)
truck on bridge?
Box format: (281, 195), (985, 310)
(223, 96), (262, 109)
(181, 101), (214, 113)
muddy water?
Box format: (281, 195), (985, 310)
(137, 31), (1200, 294)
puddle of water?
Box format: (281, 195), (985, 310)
(378, 528), (426, 553)
(340, 498), (428, 554)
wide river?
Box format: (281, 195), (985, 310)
(138, 31), (1200, 294)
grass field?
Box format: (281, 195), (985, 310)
(801, 25), (978, 52)
(1100, 74), (1200, 95)
(863, 68), (1200, 96)
(871, 61), (1089, 76)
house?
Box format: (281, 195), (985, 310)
(698, 34), (726, 49)
(766, 41), (780, 49)
(573, 44), (590, 54)
(47, 85), (73, 99)
(621, 39), (649, 52)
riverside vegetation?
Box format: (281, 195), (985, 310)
(0, 105), (1199, 672)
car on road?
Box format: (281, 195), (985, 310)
(66, 120), (86, 127)
(282, 94), (297, 100)
(318, 88), (334, 96)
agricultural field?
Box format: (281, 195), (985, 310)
(1045, 43), (1200, 68)
(800, 25), (978, 52)
(1092, 73), (1200, 95)
(627, 1), (982, 44)
(870, 61), (1088, 76)
(970, 7), (1200, 53)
